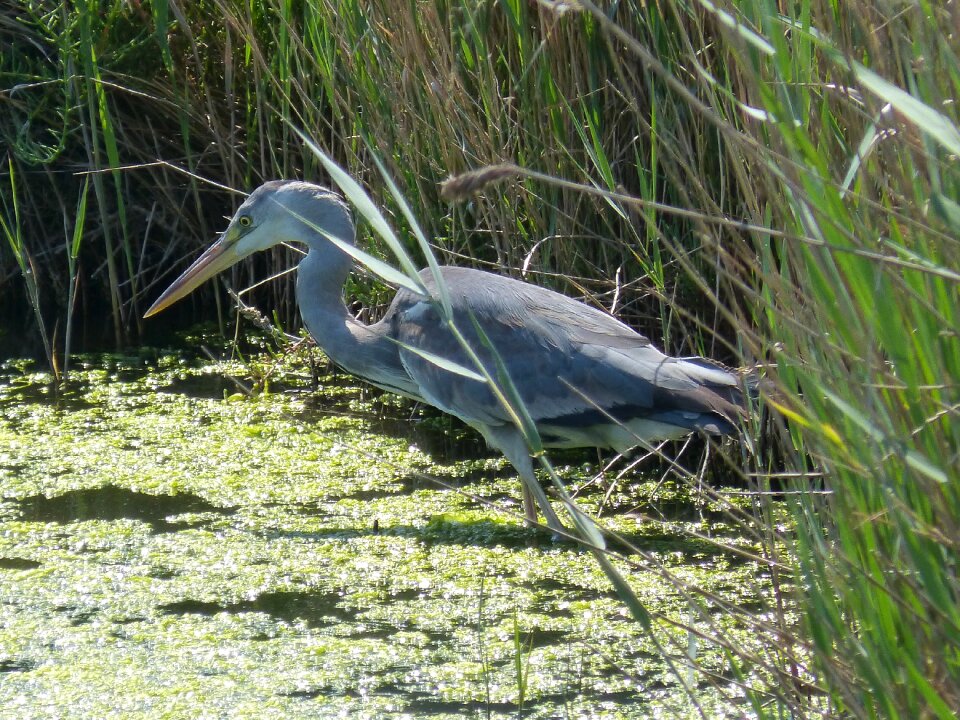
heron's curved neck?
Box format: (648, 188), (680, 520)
(296, 242), (368, 360)
(296, 242), (410, 394)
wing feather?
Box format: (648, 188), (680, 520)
(383, 266), (743, 446)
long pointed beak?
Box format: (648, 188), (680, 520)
(144, 233), (244, 318)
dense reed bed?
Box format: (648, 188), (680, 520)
(2, 1), (957, 716)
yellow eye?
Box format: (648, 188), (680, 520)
(238, 215), (252, 227)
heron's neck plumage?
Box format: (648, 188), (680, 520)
(295, 238), (418, 398)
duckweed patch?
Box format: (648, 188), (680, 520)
(0, 353), (777, 718)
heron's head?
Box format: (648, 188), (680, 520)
(144, 181), (352, 318)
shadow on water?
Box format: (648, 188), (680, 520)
(0, 376), (98, 412)
(255, 497), (747, 564)
(255, 507), (556, 551)
(281, 687), (649, 715)
(334, 473), (480, 502)
(162, 373), (239, 399)
(160, 589), (358, 629)
(0, 557), (42, 570)
(303, 690), (530, 714)
(296, 380), (491, 460)
(396, 691), (649, 716)
(0, 659), (38, 674)
(265, 489), (749, 561)
(157, 371), (313, 399)
(13, 486), (235, 531)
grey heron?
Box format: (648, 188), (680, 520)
(145, 180), (748, 533)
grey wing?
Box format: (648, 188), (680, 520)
(387, 267), (744, 447)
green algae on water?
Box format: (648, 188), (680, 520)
(0, 352), (777, 719)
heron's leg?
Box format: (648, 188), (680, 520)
(481, 425), (564, 533)
(515, 456), (564, 532)
(521, 482), (537, 526)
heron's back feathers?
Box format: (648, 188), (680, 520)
(386, 266), (747, 449)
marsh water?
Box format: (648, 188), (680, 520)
(0, 349), (771, 718)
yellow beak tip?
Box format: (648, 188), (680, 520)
(143, 299), (167, 319)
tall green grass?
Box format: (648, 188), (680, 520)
(2, 0), (957, 715)
(0, 160), (54, 374)
(5, 0), (729, 352)
(710, 3), (960, 714)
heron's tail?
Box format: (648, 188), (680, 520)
(741, 364), (777, 406)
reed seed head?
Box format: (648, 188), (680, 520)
(439, 164), (521, 201)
